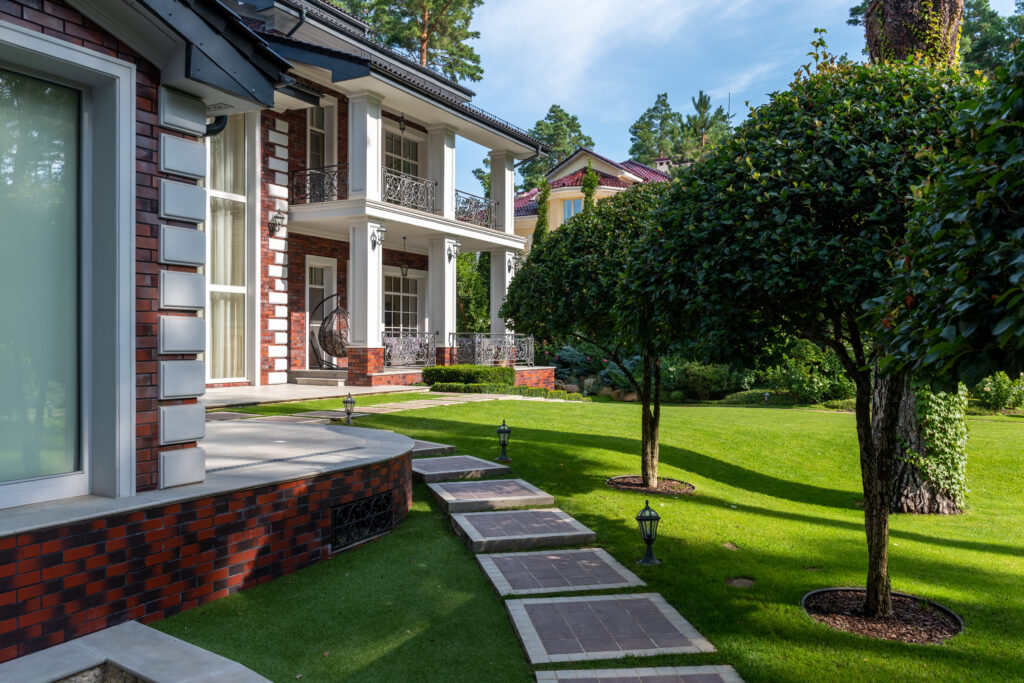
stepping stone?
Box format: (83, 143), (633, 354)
(351, 405), (402, 414)
(477, 548), (645, 596)
(535, 665), (745, 682)
(411, 455), (510, 482)
(427, 479), (554, 513)
(246, 415), (328, 424)
(506, 593), (716, 665)
(205, 411), (253, 421)
(411, 440), (456, 457)
(451, 508), (596, 553)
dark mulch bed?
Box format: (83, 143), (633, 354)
(605, 475), (695, 495)
(803, 588), (962, 644)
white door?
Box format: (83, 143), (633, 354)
(306, 257), (336, 368)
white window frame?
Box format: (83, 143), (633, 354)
(0, 22), (136, 508)
(382, 265), (426, 335)
(204, 115), (249, 384)
(305, 255), (337, 369)
(563, 198), (583, 222)
(306, 96), (337, 170)
(382, 124), (424, 178)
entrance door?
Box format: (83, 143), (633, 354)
(306, 257), (336, 368)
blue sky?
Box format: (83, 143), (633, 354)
(454, 0), (1018, 193)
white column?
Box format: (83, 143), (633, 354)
(490, 249), (515, 335)
(427, 125), (457, 220)
(347, 91), (383, 201)
(489, 150), (515, 235)
(348, 221), (384, 348)
(428, 237), (458, 345)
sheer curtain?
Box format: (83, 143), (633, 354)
(0, 68), (80, 483)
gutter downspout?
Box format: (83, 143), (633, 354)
(285, 7), (307, 37)
(205, 116), (229, 137)
(514, 145), (545, 168)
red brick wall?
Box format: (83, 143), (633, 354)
(347, 348), (385, 386)
(0, 455), (412, 663)
(515, 367), (555, 389)
(0, 0), (202, 491)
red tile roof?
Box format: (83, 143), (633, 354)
(550, 168), (630, 190)
(620, 159), (670, 182)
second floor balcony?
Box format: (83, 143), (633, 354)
(291, 163), (499, 231)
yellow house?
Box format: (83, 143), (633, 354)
(514, 148), (669, 249)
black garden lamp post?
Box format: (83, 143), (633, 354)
(343, 393), (356, 425)
(763, 391), (771, 408)
(635, 500), (661, 565)
(496, 419), (511, 463)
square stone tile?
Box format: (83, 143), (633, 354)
(478, 549), (645, 596)
(428, 479), (554, 513)
(534, 666), (745, 682)
(411, 455), (510, 483)
(506, 594), (715, 664)
(204, 411), (253, 421)
(410, 440), (457, 457)
(451, 508), (597, 553)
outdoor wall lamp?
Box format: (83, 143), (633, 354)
(268, 210), (286, 236)
(398, 113), (407, 133)
(343, 393), (356, 425)
(370, 225), (387, 250)
(496, 419), (511, 463)
(400, 236), (410, 278)
(506, 253), (515, 274)
(447, 239), (461, 262)
(636, 500), (661, 565)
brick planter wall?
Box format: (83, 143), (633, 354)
(347, 348), (385, 385)
(514, 367), (555, 389)
(0, 454), (412, 664)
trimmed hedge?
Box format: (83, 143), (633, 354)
(430, 382), (589, 401)
(421, 364), (515, 386)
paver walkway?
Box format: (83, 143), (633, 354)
(451, 509), (597, 552)
(428, 479), (554, 513)
(477, 549), (644, 596)
(411, 455), (510, 482)
(535, 665), (744, 682)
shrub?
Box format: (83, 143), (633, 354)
(549, 344), (606, 382)
(421, 364), (515, 386)
(669, 390), (685, 404)
(679, 362), (739, 400)
(566, 392), (584, 401)
(763, 340), (855, 404)
(820, 397), (857, 412)
(429, 383), (591, 401)
(547, 389), (568, 400)
(600, 354), (641, 391)
(719, 389), (798, 406)
(972, 372), (1024, 411)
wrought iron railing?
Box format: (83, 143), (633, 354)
(383, 332), (438, 367)
(454, 189), (498, 230)
(449, 333), (535, 367)
(291, 163), (348, 204)
(382, 167), (437, 214)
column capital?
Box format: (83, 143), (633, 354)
(427, 123), (459, 136)
(346, 90), (385, 107)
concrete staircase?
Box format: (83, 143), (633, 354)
(287, 369), (347, 386)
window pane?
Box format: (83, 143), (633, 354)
(309, 286), (325, 323)
(311, 105), (325, 130)
(208, 114), (245, 195)
(0, 68), (80, 483)
(207, 197), (245, 287)
(309, 130), (324, 169)
(563, 200), (572, 221)
(309, 267), (324, 287)
(209, 292), (245, 379)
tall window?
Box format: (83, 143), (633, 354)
(0, 68), (80, 484)
(308, 105), (325, 169)
(383, 276), (419, 335)
(203, 115), (248, 381)
(563, 198), (582, 222)
(384, 130), (419, 176)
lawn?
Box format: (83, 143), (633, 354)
(159, 400), (1024, 682)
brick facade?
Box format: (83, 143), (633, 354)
(0, 454), (412, 664)
(514, 367), (556, 389)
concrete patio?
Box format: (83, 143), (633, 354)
(200, 383), (426, 408)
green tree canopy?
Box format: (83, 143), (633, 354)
(532, 178), (551, 248)
(644, 43), (981, 616)
(882, 42), (1024, 386)
(455, 252), (489, 333)
(503, 184), (674, 486)
(628, 93), (685, 165)
(332, 0), (484, 82)
(676, 90), (732, 163)
(517, 105), (595, 191)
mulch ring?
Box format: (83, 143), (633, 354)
(605, 475), (695, 495)
(802, 588), (962, 644)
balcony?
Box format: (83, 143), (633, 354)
(454, 190), (498, 230)
(383, 332), (437, 368)
(382, 167), (437, 214)
(291, 163), (348, 204)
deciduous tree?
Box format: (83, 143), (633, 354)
(518, 105), (595, 191)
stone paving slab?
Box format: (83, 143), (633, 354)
(428, 479), (555, 513)
(477, 548), (645, 596)
(349, 405), (403, 414)
(535, 665), (744, 682)
(293, 410), (365, 419)
(246, 415), (329, 424)
(411, 455), (510, 482)
(507, 593), (716, 664)
(451, 508), (597, 553)
(205, 411), (254, 421)
(411, 440), (457, 457)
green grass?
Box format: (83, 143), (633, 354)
(209, 390), (439, 416)
(160, 401), (1024, 682)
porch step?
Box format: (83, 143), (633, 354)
(288, 369), (347, 386)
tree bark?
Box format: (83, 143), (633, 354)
(865, 0), (965, 66)
(640, 352), (660, 488)
(890, 378), (962, 514)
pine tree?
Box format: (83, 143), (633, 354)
(677, 91), (732, 163)
(518, 105), (595, 191)
(628, 93), (685, 165)
(331, 0), (484, 82)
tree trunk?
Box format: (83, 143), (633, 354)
(865, 0), (965, 66)
(640, 352), (659, 488)
(419, 7), (430, 66)
(890, 377), (962, 514)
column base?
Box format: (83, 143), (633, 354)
(347, 347), (385, 386)
(435, 346), (456, 366)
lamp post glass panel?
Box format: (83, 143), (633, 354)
(636, 500), (661, 565)
(496, 419), (511, 463)
(343, 393), (356, 425)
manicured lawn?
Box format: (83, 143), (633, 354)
(159, 401), (1024, 682)
(209, 390), (439, 416)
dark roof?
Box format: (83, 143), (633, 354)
(620, 159), (670, 182)
(514, 199), (538, 217)
(257, 30), (548, 152)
